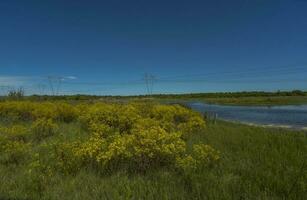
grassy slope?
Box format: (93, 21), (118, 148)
(0, 121), (306, 200)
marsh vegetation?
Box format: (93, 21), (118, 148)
(0, 101), (306, 199)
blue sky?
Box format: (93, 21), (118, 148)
(0, 0), (307, 95)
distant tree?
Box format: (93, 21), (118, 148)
(291, 90), (305, 96)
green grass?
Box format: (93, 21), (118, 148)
(157, 96), (307, 106)
(201, 96), (307, 106)
(0, 121), (306, 200)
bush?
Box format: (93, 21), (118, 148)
(31, 118), (58, 140)
(151, 104), (206, 133)
(55, 102), (78, 122)
(0, 125), (30, 142)
(192, 144), (220, 166)
(178, 116), (206, 138)
(0, 101), (219, 176)
(0, 101), (78, 122)
(31, 103), (57, 120)
(78, 103), (140, 134)
(0, 138), (30, 164)
(32, 102), (78, 122)
(0, 101), (35, 121)
(52, 103), (217, 174)
(175, 144), (220, 172)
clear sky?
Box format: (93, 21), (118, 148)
(0, 0), (307, 95)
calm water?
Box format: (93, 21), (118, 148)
(186, 102), (307, 129)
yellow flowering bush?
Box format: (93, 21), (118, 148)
(192, 144), (220, 164)
(95, 134), (134, 169)
(0, 101), (78, 122)
(0, 125), (30, 142)
(78, 103), (141, 134)
(52, 115), (215, 174)
(0, 138), (30, 164)
(0, 124), (31, 164)
(129, 125), (186, 171)
(31, 102), (57, 120)
(88, 123), (116, 138)
(150, 104), (206, 134)
(31, 102), (78, 122)
(53, 127), (186, 173)
(0, 101), (219, 175)
(175, 144), (220, 172)
(175, 155), (198, 171)
(178, 116), (206, 138)
(95, 126), (184, 171)
(52, 141), (85, 174)
(31, 118), (59, 140)
(53, 102), (78, 122)
(0, 101), (35, 121)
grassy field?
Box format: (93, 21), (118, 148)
(156, 96), (307, 106)
(200, 96), (307, 106)
(0, 101), (306, 200)
(124, 91), (307, 106)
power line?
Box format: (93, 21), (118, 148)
(157, 65), (307, 81)
(60, 78), (144, 86)
(58, 66), (306, 87)
(5, 63), (305, 95)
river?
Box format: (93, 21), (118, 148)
(185, 102), (307, 129)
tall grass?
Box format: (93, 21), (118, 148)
(0, 120), (306, 200)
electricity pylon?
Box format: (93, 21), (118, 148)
(47, 76), (64, 95)
(144, 73), (156, 95)
(36, 83), (47, 95)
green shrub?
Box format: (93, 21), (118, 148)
(0, 138), (30, 164)
(52, 103), (217, 174)
(55, 102), (78, 122)
(0, 125), (30, 142)
(0, 101), (218, 176)
(0, 101), (35, 121)
(31, 118), (58, 140)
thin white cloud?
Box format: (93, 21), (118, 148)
(0, 76), (31, 87)
(65, 76), (77, 80)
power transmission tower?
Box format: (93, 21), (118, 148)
(47, 76), (64, 96)
(144, 73), (156, 95)
(0, 85), (10, 96)
(36, 83), (47, 95)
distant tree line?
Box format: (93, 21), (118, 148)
(0, 90), (306, 101)
(138, 90), (307, 99)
